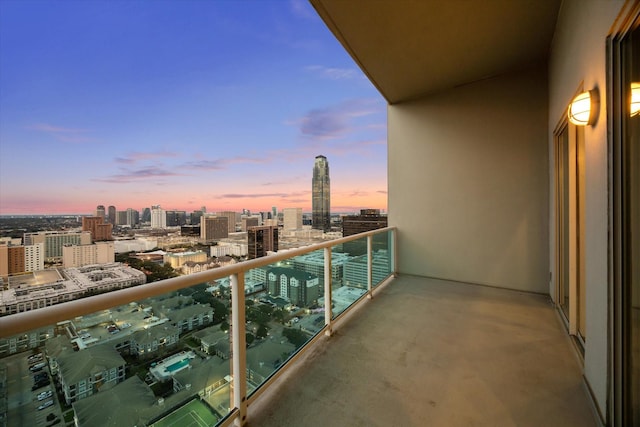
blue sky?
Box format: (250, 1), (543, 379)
(0, 0), (387, 215)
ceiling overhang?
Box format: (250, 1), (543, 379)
(310, 0), (561, 104)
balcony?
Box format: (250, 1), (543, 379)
(0, 227), (597, 426)
(250, 275), (596, 427)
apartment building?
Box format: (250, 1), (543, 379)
(247, 225), (278, 259)
(200, 216), (229, 241)
(128, 324), (180, 358)
(24, 230), (92, 261)
(57, 344), (126, 404)
(81, 216), (112, 241)
(0, 242), (44, 278)
(62, 241), (115, 268)
(282, 208), (303, 231)
(0, 263), (146, 315)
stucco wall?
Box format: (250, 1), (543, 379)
(388, 65), (549, 293)
(548, 0), (626, 417)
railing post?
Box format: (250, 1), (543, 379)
(392, 228), (399, 277)
(367, 235), (373, 299)
(324, 247), (333, 336)
(231, 272), (247, 426)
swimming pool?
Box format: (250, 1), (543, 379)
(149, 350), (196, 381)
(166, 358), (190, 373)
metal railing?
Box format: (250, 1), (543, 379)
(0, 227), (397, 426)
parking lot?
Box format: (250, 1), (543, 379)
(1, 351), (62, 427)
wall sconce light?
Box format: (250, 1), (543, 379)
(568, 89), (599, 126)
(631, 82), (640, 117)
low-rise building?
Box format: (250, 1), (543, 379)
(151, 296), (214, 333)
(163, 251), (208, 269)
(129, 324), (180, 358)
(72, 376), (161, 427)
(58, 344), (126, 404)
(0, 263), (146, 315)
(0, 325), (54, 357)
(169, 305), (214, 333)
(196, 328), (229, 358)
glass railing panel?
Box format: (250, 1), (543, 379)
(245, 251), (323, 396)
(371, 229), (393, 288)
(332, 235), (369, 318)
(0, 227), (396, 425)
(0, 280), (233, 427)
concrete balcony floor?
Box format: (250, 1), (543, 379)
(250, 275), (597, 427)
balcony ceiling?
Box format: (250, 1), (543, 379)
(310, 0), (561, 104)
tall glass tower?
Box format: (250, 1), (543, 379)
(312, 155), (331, 231)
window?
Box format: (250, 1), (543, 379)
(610, 8), (640, 426)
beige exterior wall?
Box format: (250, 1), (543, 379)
(62, 242), (115, 268)
(0, 245), (8, 279)
(388, 65), (549, 293)
(283, 208), (303, 230)
(548, 0), (626, 416)
(24, 243), (44, 272)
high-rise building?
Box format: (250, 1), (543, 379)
(241, 217), (259, 232)
(62, 241), (115, 268)
(200, 216), (229, 241)
(190, 210), (204, 226)
(141, 207), (151, 223)
(312, 155), (331, 232)
(266, 267), (319, 307)
(116, 211), (128, 226)
(126, 208), (139, 226)
(82, 216), (113, 241)
(217, 211), (238, 234)
(0, 242), (44, 279)
(107, 205), (116, 225)
(24, 231), (92, 261)
(283, 208), (303, 231)
(95, 205), (106, 221)
(342, 209), (389, 255)
(151, 205), (166, 229)
(166, 210), (187, 226)
(247, 225), (278, 259)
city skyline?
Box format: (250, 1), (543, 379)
(0, 0), (387, 216)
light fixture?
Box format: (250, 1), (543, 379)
(568, 89), (599, 126)
(631, 82), (640, 117)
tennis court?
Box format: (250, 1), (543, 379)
(151, 399), (219, 427)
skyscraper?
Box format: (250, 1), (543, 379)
(107, 205), (116, 225)
(247, 225), (278, 259)
(95, 205), (106, 220)
(151, 205), (166, 229)
(312, 155), (330, 232)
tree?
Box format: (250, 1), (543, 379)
(273, 308), (287, 324)
(246, 332), (255, 346)
(211, 299), (228, 323)
(220, 321), (230, 332)
(256, 324), (268, 339)
(282, 328), (308, 348)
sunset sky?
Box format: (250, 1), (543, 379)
(0, 0), (387, 216)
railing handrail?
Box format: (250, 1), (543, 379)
(0, 227), (396, 338)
